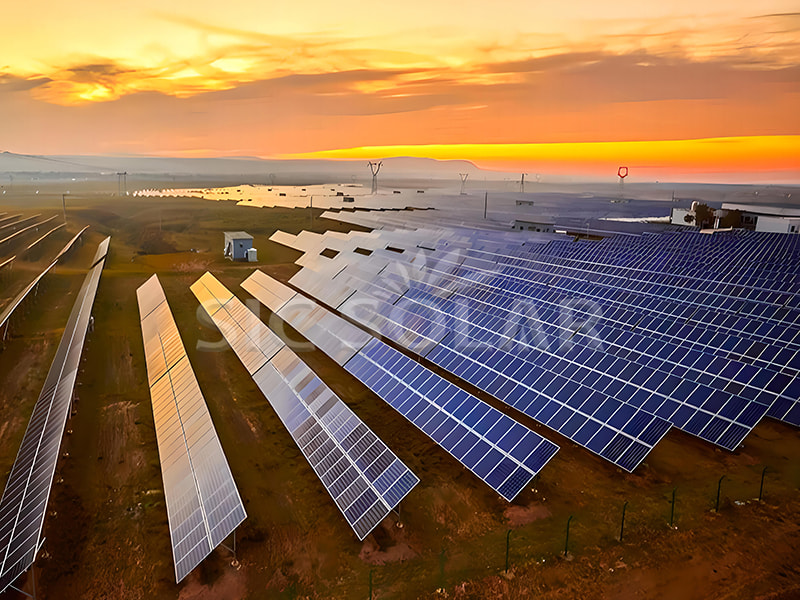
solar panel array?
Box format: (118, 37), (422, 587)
(136, 275), (246, 583)
(1, 226), (90, 332)
(0, 237), (110, 594)
(242, 270), (559, 501)
(190, 272), (418, 540)
(271, 224), (800, 467)
(398, 229), (800, 431)
(0, 216), (58, 247)
(267, 236), (670, 472)
(25, 223), (66, 252)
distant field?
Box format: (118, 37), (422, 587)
(0, 191), (798, 600)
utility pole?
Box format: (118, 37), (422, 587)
(62, 193), (68, 224)
(484, 191), (488, 219)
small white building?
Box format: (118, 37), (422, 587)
(224, 231), (254, 261)
(755, 216), (800, 234)
(670, 207), (693, 226)
(514, 219), (554, 233)
(721, 203), (800, 233)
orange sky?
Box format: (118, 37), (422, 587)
(1, 1), (798, 181)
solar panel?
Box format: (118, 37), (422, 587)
(1, 227), (90, 332)
(25, 223), (66, 252)
(272, 226), (800, 454)
(387, 236), (796, 440)
(0, 216), (58, 247)
(0, 215), (33, 232)
(190, 272), (418, 540)
(269, 249), (670, 472)
(0, 263), (58, 331)
(136, 275), (246, 583)
(242, 270), (559, 501)
(0, 237), (110, 594)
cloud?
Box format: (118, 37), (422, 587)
(0, 73), (50, 92)
(0, 43), (797, 158)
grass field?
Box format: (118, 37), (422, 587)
(0, 192), (798, 599)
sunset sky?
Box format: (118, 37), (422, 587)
(1, 1), (798, 180)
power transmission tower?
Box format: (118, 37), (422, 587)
(459, 173), (469, 195)
(117, 172), (127, 196)
(368, 161), (382, 194)
(617, 166), (628, 202)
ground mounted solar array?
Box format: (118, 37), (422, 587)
(270, 224), (800, 469)
(136, 275), (246, 583)
(190, 272), (418, 540)
(1, 226), (91, 334)
(269, 232), (670, 472)
(243, 270), (559, 501)
(0, 237), (109, 594)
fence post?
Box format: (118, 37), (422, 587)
(505, 529), (512, 573)
(439, 546), (446, 590)
(715, 475), (726, 512)
(759, 466), (768, 502)
(564, 515), (573, 557)
(620, 501), (628, 542)
(669, 487), (677, 527)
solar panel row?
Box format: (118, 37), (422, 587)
(270, 224), (798, 465)
(1, 226), (91, 332)
(136, 275), (246, 583)
(0, 237), (110, 594)
(265, 248), (670, 472)
(190, 273), (418, 540)
(242, 270), (560, 501)
(317, 226), (800, 432)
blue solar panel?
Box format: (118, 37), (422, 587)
(270, 227), (800, 459)
(242, 270), (559, 500)
(191, 273), (418, 540)
(335, 239), (785, 450)
(335, 281), (669, 470)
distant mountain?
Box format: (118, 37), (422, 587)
(0, 151), (488, 178)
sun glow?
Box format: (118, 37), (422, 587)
(287, 136), (800, 175)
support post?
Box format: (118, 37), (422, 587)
(620, 501), (628, 542)
(564, 515), (573, 557)
(9, 566), (37, 599)
(62, 193), (67, 224)
(221, 528), (237, 559)
(759, 466), (767, 502)
(484, 191), (488, 219)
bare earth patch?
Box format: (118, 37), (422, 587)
(505, 503), (552, 527)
